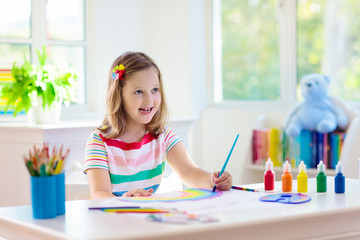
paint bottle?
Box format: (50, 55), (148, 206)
(282, 160), (292, 192)
(335, 162), (345, 194)
(264, 158), (275, 192)
(316, 160), (327, 193)
(297, 161), (308, 193)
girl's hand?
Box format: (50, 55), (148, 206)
(123, 188), (154, 197)
(211, 171), (232, 191)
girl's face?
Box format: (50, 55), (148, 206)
(121, 68), (161, 129)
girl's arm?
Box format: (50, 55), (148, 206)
(87, 169), (154, 199)
(167, 142), (232, 190)
(87, 168), (115, 199)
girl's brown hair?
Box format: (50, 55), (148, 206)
(98, 51), (168, 138)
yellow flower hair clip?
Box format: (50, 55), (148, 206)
(112, 64), (125, 80)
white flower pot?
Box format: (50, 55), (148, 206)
(30, 98), (62, 124)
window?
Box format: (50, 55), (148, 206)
(214, 0), (280, 102)
(0, 0), (86, 116)
(214, 0), (360, 103)
(298, 0), (360, 101)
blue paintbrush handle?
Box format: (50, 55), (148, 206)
(212, 134), (239, 192)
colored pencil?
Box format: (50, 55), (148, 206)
(25, 160), (36, 176)
(212, 134), (239, 192)
(23, 142), (70, 176)
(89, 206), (181, 214)
(231, 186), (259, 192)
(89, 206), (140, 210)
(104, 209), (170, 214)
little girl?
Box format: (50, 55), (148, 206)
(84, 51), (232, 198)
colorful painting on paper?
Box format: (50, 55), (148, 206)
(120, 188), (223, 203)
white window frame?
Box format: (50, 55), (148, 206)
(0, 0), (92, 121)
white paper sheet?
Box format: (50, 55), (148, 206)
(90, 189), (287, 215)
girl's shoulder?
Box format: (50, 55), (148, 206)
(87, 129), (103, 140)
(162, 125), (175, 135)
(161, 126), (182, 141)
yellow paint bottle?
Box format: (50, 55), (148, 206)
(297, 161), (308, 193)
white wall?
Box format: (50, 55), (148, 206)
(193, 107), (288, 184)
(88, 0), (197, 119)
(0, 123), (95, 206)
(87, 0), (291, 185)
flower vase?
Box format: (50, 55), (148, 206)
(31, 97), (62, 124)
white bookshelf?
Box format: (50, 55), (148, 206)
(245, 105), (360, 184)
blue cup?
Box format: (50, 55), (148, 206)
(31, 175), (57, 219)
(55, 172), (66, 215)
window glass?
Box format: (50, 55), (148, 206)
(298, 0), (360, 101)
(46, 0), (85, 41)
(0, 44), (31, 68)
(0, 0), (31, 39)
(0, 0), (86, 118)
(47, 45), (85, 104)
(220, 0), (280, 101)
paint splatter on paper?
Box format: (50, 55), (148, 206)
(120, 188), (223, 203)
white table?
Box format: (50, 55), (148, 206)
(1, 177), (360, 240)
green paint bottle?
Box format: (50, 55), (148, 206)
(316, 160), (327, 193)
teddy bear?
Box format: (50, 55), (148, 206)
(285, 73), (348, 138)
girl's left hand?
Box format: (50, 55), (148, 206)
(211, 171), (232, 191)
(123, 188), (154, 197)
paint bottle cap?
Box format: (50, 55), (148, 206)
(283, 160), (291, 173)
(298, 161), (306, 173)
(336, 161), (343, 174)
(265, 158), (273, 171)
(317, 161), (325, 173)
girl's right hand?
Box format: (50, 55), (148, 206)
(122, 188), (154, 197)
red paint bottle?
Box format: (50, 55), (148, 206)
(264, 158), (275, 192)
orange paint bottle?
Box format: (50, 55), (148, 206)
(282, 160), (292, 192)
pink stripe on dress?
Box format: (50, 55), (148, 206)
(85, 158), (107, 163)
(164, 130), (174, 141)
(107, 143), (165, 167)
(87, 142), (106, 148)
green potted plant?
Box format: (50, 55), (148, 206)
(0, 46), (78, 123)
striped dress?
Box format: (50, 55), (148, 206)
(84, 127), (182, 196)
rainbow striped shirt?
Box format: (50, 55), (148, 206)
(84, 127), (181, 196)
